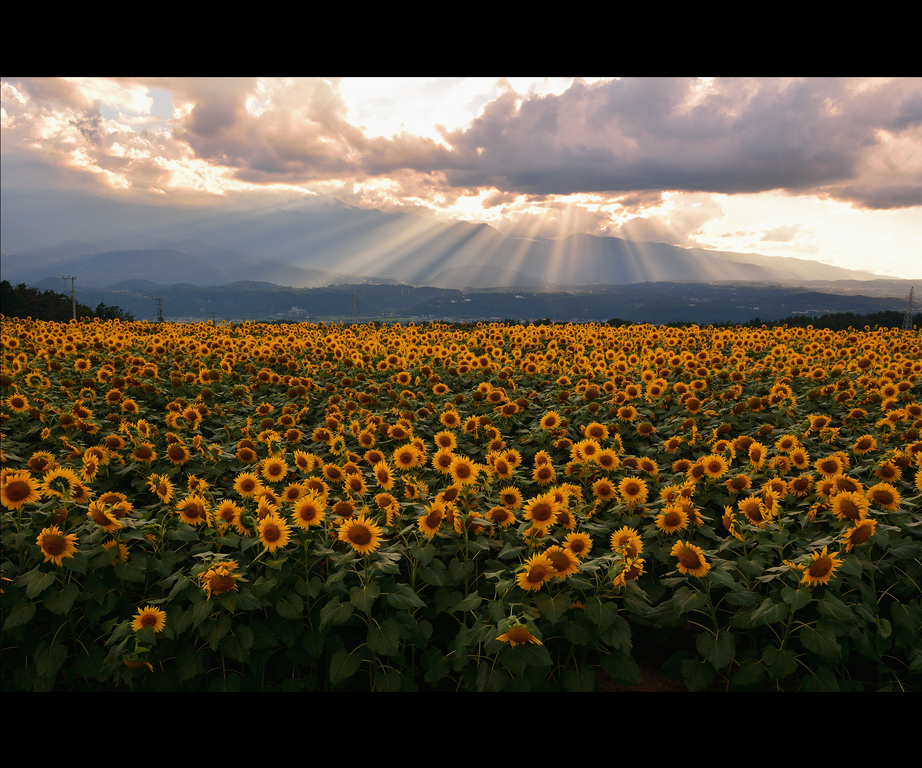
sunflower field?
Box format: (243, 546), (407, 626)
(2, 316), (921, 691)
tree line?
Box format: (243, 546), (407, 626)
(0, 281), (134, 322)
(606, 310), (919, 331)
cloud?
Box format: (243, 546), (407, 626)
(432, 77), (922, 209)
(614, 193), (726, 246)
(3, 76), (921, 219)
(760, 223), (804, 242)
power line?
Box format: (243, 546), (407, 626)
(61, 275), (76, 321)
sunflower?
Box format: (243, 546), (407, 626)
(440, 410), (461, 429)
(131, 442), (157, 463)
(575, 438), (601, 463)
(866, 483), (901, 511)
(292, 494), (326, 529)
(393, 444), (422, 472)
(102, 539), (130, 565)
(26, 451), (57, 474)
(656, 505), (689, 534)
(532, 463), (556, 486)
(417, 502), (445, 538)
(522, 493), (559, 532)
(670, 540), (711, 577)
(563, 531), (593, 559)
(875, 461), (901, 483)
(496, 625), (543, 647)
(258, 513), (292, 553)
(748, 441), (766, 471)
(213, 500), (243, 529)
(6, 393), (30, 413)
(344, 473), (368, 497)
(338, 514), (384, 554)
(432, 448), (455, 475)
(724, 474), (752, 494)
(453, 509), (487, 537)
(486, 505), (516, 529)
(148, 474), (174, 504)
(789, 447), (811, 471)
(1, 471), (41, 510)
(830, 491), (870, 522)
(497, 485), (523, 510)
(852, 434), (877, 455)
(842, 519), (877, 552)
(774, 434), (800, 453)
(199, 562), (240, 599)
(175, 495), (209, 527)
(800, 546), (842, 587)
(40, 467), (81, 500)
(540, 411), (562, 430)
(814, 455), (844, 478)
(131, 605), (167, 633)
(260, 455), (289, 484)
(282, 482), (307, 504)
(618, 477), (648, 508)
(610, 526), (643, 558)
(702, 454), (729, 479)
(831, 473), (863, 495)
(448, 455), (478, 486)
(166, 442), (191, 466)
(737, 496), (771, 527)
(613, 557), (646, 589)
(87, 500), (124, 531)
(584, 421), (609, 442)
(544, 545), (579, 579)
(596, 449), (620, 471)
(487, 455), (511, 480)
(592, 478), (617, 502)
(515, 554), (557, 591)
(36, 525), (78, 566)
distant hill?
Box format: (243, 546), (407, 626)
(0, 194), (893, 289)
(2, 248), (229, 288)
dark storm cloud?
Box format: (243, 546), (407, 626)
(423, 77), (921, 209)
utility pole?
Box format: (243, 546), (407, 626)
(62, 275), (76, 320)
(353, 291), (358, 321)
(210, 311), (216, 325)
(902, 287), (915, 331)
(152, 297), (164, 324)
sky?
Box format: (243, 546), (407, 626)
(2, 76), (921, 278)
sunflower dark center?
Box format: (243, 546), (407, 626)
(527, 565), (548, 583)
(349, 525), (372, 546)
(809, 558), (832, 577)
(6, 481), (30, 502)
(210, 574), (236, 594)
(679, 550), (701, 569)
(42, 534), (66, 555)
(531, 503), (553, 521)
(851, 526), (872, 544)
(263, 524), (280, 542)
(839, 499), (859, 519)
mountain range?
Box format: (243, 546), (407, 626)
(0, 194), (889, 291)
